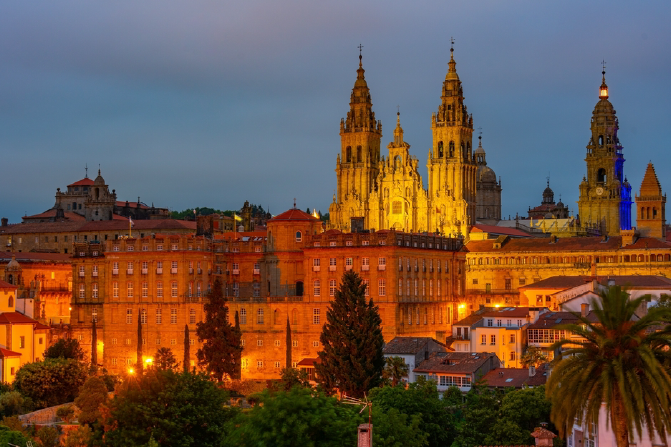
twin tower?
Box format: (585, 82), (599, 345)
(328, 47), (500, 236)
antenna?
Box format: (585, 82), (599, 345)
(342, 393), (373, 446)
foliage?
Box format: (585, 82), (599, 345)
(0, 391), (33, 418)
(64, 425), (92, 447)
(183, 325), (190, 373)
(44, 338), (85, 362)
(35, 425), (60, 447)
(137, 313), (143, 374)
(227, 380), (267, 398)
(273, 368), (311, 392)
(153, 347), (179, 371)
(382, 357), (409, 387)
(74, 377), (109, 426)
(104, 369), (235, 447)
(196, 278), (242, 382)
(91, 319), (98, 367)
(0, 415), (29, 435)
(57, 404), (76, 423)
(486, 386), (553, 446)
(14, 358), (88, 409)
(369, 378), (454, 447)
(454, 383), (503, 447)
(223, 387), (359, 447)
(520, 346), (549, 368)
(0, 424), (30, 447)
(546, 286), (671, 446)
(170, 205), (267, 220)
(99, 371), (121, 392)
(315, 271), (385, 398)
(372, 406), (428, 447)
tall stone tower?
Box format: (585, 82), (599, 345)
(329, 51), (382, 231)
(474, 135), (502, 223)
(578, 69), (632, 236)
(427, 45), (476, 236)
(636, 163), (666, 238)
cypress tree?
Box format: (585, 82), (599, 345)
(286, 316), (292, 369)
(183, 324), (190, 373)
(137, 312), (143, 374)
(315, 270), (384, 398)
(91, 317), (97, 367)
(196, 278), (242, 382)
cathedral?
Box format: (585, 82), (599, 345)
(328, 47), (501, 237)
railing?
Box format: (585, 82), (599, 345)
(127, 269), (133, 275)
(378, 265), (386, 271)
(171, 268), (178, 274)
(465, 288), (517, 295)
(329, 265), (336, 272)
(156, 268), (163, 274)
(141, 268), (148, 275)
(313, 266), (320, 272)
(361, 265), (369, 271)
(253, 269), (260, 275)
(189, 268), (194, 274)
(345, 265), (352, 271)
(112, 269), (119, 275)
(232, 269), (240, 275)
(92, 271), (98, 277)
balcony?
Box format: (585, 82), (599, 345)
(361, 265), (369, 271)
(112, 269), (119, 275)
(312, 266), (320, 272)
(232, 269), (240, 275)
(329, 265), (336, 272)
(198, 268), (203, 274)
(141, 268), (148, 275)
(171, 268), (178, 274)
(156, 268), (163, 274)
(92, 271), (98, 277)
(189, 268), (194, 274)
(378, 265), (386, 271)
(253, 269), (260, 275)
(345, 265), (352, 271)
(79, 271), (85, 277)
(126, 269), (133, 275)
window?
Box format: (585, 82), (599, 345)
(406, 279), (410, 296)
(505, 278), (512, 290)
(490, 335), (496, 345)
(189, 339), (195, 346)
(171, 308), (177, 324)
(142, 245), (148, 251)
(127, 261), (133, 274)
(19, 336), (25, 349)
(510, 352), (516, 361)
(240, 308), (247, 324)
(141, 309), (147, 324)
(190, 309), (196, 324)
(313, 280), (320, 297)
(292, 340), (298, 347)
(253, 282), (260, 298)
(363, 279), (369, 296)
(399, 279), (403, 295)
(171, 339), (176, 345)
(112, 358), (117, 366)
(274, 340), (281, 347)
(257, 309), (264, 324)
(437, 280), (441, 297)
(127, 245), (134, 252)
(481, 335), (486, 345)
(126, 309), (133, 324)
(312, 341), (319, 347)
(257, 339), (263, 346)
(156, 338), (161, 345)
(313, 308), (320, 324)
(112, 338), (117, 345)
(329, 279), (337, 296)
(295, 231), (302, 242)
(274, 361), (281, 368)
(171, 282), (178, 298)
(487, 319), (493, 327)
(345, 257), (353, 269)
(79, 284), (85, 299)
(422, 280), (426, 297)
(257, 361), (263, 369)
(414, 279), (418, 296)
(156, 309), (162, 324)
(329, 257), (336, 267)
(157, 281), (163, 298)
(378, 279), (386, 296)
(142, 282), (148, 298)
(378, 257), (386, 268)
(197, 282), (202, 297)
(127, 282), (133, 298)
(233, 282), (239, 297)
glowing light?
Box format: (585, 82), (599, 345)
(69, 307), (72, 311)
(144, 358), (153, 364)
(312, 209), (320, 218)
(494, 304), (501, 308)
(128, 368), (134, 374)
(458, 304), (466, 309)
(600, 87), (608, 98)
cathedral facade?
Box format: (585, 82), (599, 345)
(329, 48), (491, 237)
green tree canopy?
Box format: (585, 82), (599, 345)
(546, 286), (671, 447)
(196, 278), (242, 382)
(44, 338), (85, 362)
(0, 424), (30, 447)
(104, 370), (234, 447)
(74, 376), (109, 426)
(486, 386), (553, 446)
(382, 356), (409, 387)
(315, 271), (384, 398)
(520, 346), (549, 368)
(14, 358), (87, 409)
(152, 347), (179, 371)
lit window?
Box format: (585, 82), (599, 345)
(329, 279), (337, 296)
(363, 279), (369, 296)
(156, 309), (162, 324)
(313, 341), (319, 347)
(126, 308), (133, 324)
(274, 340), (280, 347)
(378, 279), (386, 296)
(127, 282), (133, 298)
(157, 281), (163, 298)
(170, 308), (177, 324)
(313, 308), (320, 324)
(171, 282), (178, 298)
(140, 309), (147, 324)
(313, 280), (320, 297)
(240, 308), (247, 324)
(292, 340), (298, 347)
(295, 231), (302, 242)
(189, 309), (196, 324)
(257, 308), (264, 324)
(257, 339), (263, 346)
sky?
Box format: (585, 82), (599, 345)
(1, 1), (670, 224)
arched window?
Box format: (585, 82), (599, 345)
(357, 146), (362, 162)
(346, 146), (352, 162)
(295, 231), (302, 242)
(257, 309), (264, 324)
(598, 135), (604, 146)
(296, 281), (304, 296)
(7, 296), (13, 308)
(438, 141), (444, 158)
(313, 280), (321, 297)
(449, 141), (455, 157)
(7, 275), (12, 285)
(597, 168), (606, 183)
(394, 155), (401, 170)
(273, 309), (279, 325)
(657, 255), (663, 262)
(638, 255), (644, 262)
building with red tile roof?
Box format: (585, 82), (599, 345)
(414, 351), (500, 392)
(480, 363), (549, 389)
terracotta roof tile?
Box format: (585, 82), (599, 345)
(0, 312), (43, 325)
(23, 210), (86, 221)
(67, 178), (94, 187)
(383, 337), (436, 355)
(466, 236), (671, 253)
(0, 348), (21, 357)
(471, 224), (530, 238)
(0, 280), (15, 290)
(481, 366), (548, 388)
(0, 252), (71, 262)
(269, 208), (319, 222)
(522, 275), (671, 290)
(414, 351), (496, 374)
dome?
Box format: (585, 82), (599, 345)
(478, 166), (497, 183)
(6, 256), (21, 271)
(94, 169), (105, 185)
(474, 145), (485, 155)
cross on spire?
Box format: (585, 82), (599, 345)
(601, 59), (606, 74)
(85, 164), (88, 178)
(450, 37), (455, 52)
(293, 198), (296, 209)
(477, 126), (482, 138)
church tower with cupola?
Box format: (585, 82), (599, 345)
(578, 68), (632, 236)
(474, 135), (502, 223)
(329, 49), (383, 231)
(427, 44), (477, 236)
(636, 162), (666, 239)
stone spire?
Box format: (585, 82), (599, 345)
(599, 63), (609, 99)
(640, 162), (662, 197)
(393, 111), (404, 146)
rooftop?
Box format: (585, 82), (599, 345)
(521, 275), (671, 290)
(480, 364), (549, 388)
(414, 351), (496, 374)
(383, 337), (443, 355)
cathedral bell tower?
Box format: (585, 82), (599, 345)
(427, 43), (476, 236)
(329, 48), (383, 230)
(578, 67), (632, 236)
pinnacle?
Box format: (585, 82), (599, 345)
(639, 162), (662, 196)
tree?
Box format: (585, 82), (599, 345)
(0, 425), (30, 447)
(275, 368), (311, 392)
(370, 378), (455, 447)
(44, 338), (85, 361)
(183, 324), (190, 373)
(235, 311), (242, 379)
(0, 391), (32, 417)
(486, 386), (553, 446)
(382, 356), (409, 387)
(14, 358), (88, 409)
(196, 278), (242, 382)
(137, 312), (144, 374)
(91, 318), (98, 367)
(56, 404), (75, 423)
(520, 346), (549, 368)
(64, 425), (92, 447)
(104, 370), (235, 447)
(153, 347), (179, 371)
(36, 425), (60, 447)
(314, 271), (384, 398)
(223, 387), (359, 447)
(74, 377), (109, 426)
(371, 407), (428, 447)
(454, 383), (504, 447)
(546, 286), (671, 447)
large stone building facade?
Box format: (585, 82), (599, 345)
(70, 207), (467, 379)
(329, 48), (488, 237)
(474, 136), (502, 223)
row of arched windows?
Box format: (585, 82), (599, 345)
(470, 253), (671, 265)
(436, 140), (471, 159)
(640, 206), (659, 220)
(345, 145), (363, 163)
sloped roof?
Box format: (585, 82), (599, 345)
(522, 275), (671, 291)
(466, 236), (671, 253)
(0, 348), (21, 357)
(0, 252), (71, 263)
(0, 281), (15, 290)
(453, 307), (497, 326)
(527, 311), (586, 329)
(639, 163), (662, 197)
(481, 307), (543, 318)
(480, 366), (548, 388)
(269, 208), (319, 222)
(0, 312), (43, 326)
(67, 178), (94, 187)
(414, 352), (495, 374)
(22, 210), (86, 221)
(471, 224), (530, 238)
(383, 337), (435, 355)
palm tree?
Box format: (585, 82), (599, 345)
(382, 356), (409, 387)
(546, 286), (671, 447)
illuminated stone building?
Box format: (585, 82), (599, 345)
(474, 135), (502, 223)
(577, 69), (633, 236)
(636, 162), (666, 239)
(527, 179), (568, 220)
(71, 207), (466, 379)
(329, 46), (482, 237)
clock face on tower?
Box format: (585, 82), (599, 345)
(596, 187), (604, 196)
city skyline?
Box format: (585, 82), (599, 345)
(2, 1), (670, 224)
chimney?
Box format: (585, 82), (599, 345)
(581, 303), (589, 318)
(529, 365), (536, 377)
(1, 218), (7, 227)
